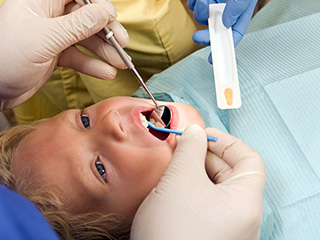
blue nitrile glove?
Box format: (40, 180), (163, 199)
(188, 0), (258, 63)
(0, 185), (59, 240)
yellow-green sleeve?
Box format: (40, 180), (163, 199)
(79, 0), (201, 102)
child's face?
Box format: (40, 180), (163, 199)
(13, 97), (205, 219)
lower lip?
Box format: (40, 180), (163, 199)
(167, 105), (178, 129)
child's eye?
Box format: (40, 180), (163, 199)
(80, 111), (90, 129)
(95, 159), (106, 181)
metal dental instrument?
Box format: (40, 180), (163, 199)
(83, 0), (172, 127)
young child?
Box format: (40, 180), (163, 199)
(0, 97), (205, 239)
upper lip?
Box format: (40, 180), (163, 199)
(131, 106), (155, 138)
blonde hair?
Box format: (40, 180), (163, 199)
(0, 123), (131, 240)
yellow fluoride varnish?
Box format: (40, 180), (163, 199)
(224, 88), (233, 105)
(208, 4), (241, 109)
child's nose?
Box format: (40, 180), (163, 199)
(93, 109), (127, 142)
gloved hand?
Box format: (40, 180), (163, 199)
(0, 0), (129, 110)
(131, 125), (265, 240)
(188, 0), (258, 63)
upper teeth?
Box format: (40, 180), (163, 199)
(139, 113), (149, 129)
(139, 113), (166, 130)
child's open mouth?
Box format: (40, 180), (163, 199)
(139, 111), (170, 140)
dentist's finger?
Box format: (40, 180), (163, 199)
(78, 0), (129, 48)
(188, 0), (197, 11)
(205, 128), (265, 195)
(58, 46), (117, 79)
(222, 0), (257, 28)
(192, 0), (210, 25)
(205, 150), (233, 183)
(49, 1), (118, 56)
(225, 0), (258, 46)
(156, 124), (208, 192)
(205, 128), (265, 178)
(78, 35), (128, 69)
(105, 18), (129, 48)
(192, 29), (210, 46)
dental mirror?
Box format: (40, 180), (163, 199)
(149, 105), (172, 128)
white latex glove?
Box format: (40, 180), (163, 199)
(0, 0), (129, 110)
(131, 125), (265, 240)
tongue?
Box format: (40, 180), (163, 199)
(149, 128), (169, 140)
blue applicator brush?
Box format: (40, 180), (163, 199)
(148, 122), (217, 142)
